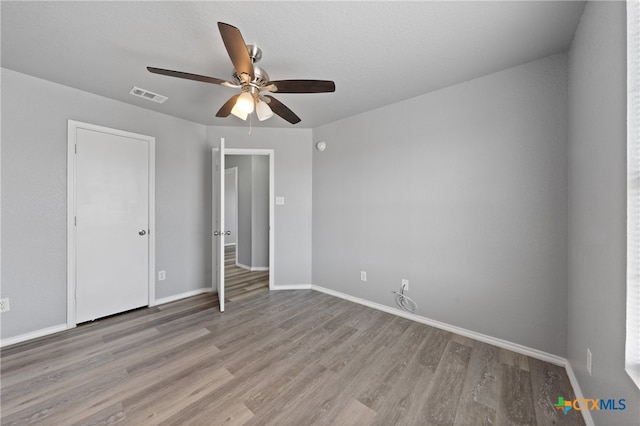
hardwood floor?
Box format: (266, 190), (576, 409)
(0, 290), (584, 426)
(224, 245), (269, 302)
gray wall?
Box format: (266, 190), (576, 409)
(225, 155), (269, 269)
(224, 167), (237, 246)
(1, 68), (210, 338)
(1, 70), (314, 341)
(226, 155), (253, 267)
(568, 2), (640, 424)
(207, 126), (313, 286)
(251, 156), (269, 268)
(312, 53), (569, 356)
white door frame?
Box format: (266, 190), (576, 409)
(66, 120), (156, 328)
(213, 148), (275, 290)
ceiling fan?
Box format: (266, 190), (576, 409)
(147, 22), (335, 125)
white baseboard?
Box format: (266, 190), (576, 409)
(310, 285), (567, 366)
(564, 362), (596, 426)
(1, 289), (213, 347)
(236, 262), (269, 272)
(152, 288), (212, 306)
(0, 283), (592, 426)
(1, 288), (214, 348)
(309, 285), (597, 425)
(0, 323), (69, 348)
(271, 284), (312, 291)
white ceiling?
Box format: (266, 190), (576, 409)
(1, 1), (585, 129)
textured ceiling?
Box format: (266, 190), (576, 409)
(1, 1), (585, 129)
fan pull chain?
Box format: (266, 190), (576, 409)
(248, 112), (253, 135)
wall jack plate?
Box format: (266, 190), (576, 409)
(0, 298), (10, 313)
(401, 279), (409, 291)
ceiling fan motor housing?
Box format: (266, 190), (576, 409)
(233, 45), (269, 87)
(233, 65), (270, 87)
(246, 44), (262, 63)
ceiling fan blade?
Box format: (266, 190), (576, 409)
(217, 22), (254, 82)
(264, 95), (301, 124)
(147, 67), (237, 87)
(267, 80), (335, 94)
(216, 94), (241, 117)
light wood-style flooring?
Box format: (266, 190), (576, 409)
(224, 245), (269, 302)
(1, 290), (584, 426)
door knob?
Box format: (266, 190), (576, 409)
(213, 231), (220, 236)
(138, 230), (147, 236)
(225, 231), (231, 236)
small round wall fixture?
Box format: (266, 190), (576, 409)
(316, 141), (326, 152)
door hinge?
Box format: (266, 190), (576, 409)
(75, 144), (77, 154)
(74, 216), (77, 226)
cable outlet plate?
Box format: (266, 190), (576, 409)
(0, 298), (10, 313)
(401, 279), (409, 291)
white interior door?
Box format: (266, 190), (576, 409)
(213, 138), (226, 312)
(75, 127), (150, 323)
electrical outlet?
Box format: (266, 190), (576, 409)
(401, 279), (409, 291)
(360, 271), (367, 282)
(0, 298), (10, 313)
(587, 348), (592, 375)
(158, 270), (166, 281)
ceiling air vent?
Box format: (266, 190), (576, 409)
(129, 86), (167, 104)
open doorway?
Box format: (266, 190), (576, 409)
(224, 153), (271, 301)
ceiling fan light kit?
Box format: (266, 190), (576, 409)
(230, 103), (248, 121)
(235, 91), (255, 114)
(256, 99), (274, 121)
(147, 22), (335, 125)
